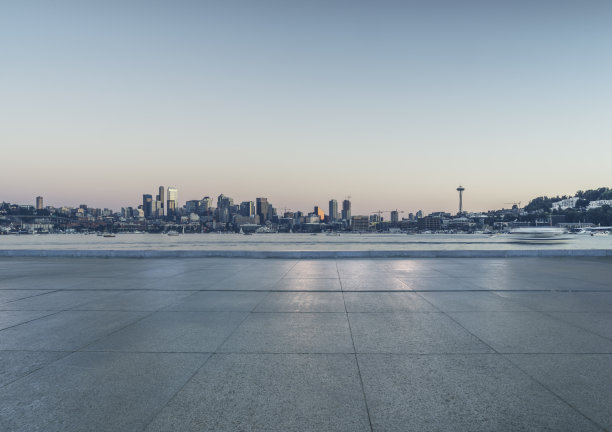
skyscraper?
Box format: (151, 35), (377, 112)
(329, 199), (338, 222)
(167, 187), (178, 219)
(342, 199), (351, 224)
(36, 196), (43, 210)
(157, 186), (165, 217)
(390, 210), (399, 224)
(142, 194), (153, 219)
(314, 206), (325, 221)
(256, 197), (269, 225)
(240, 201), (255, 217)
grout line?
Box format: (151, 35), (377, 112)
(139, 307), (254, 432)
(412, 290), (609, 430)
(338, 259), (374, 432)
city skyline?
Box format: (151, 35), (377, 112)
(2, 1), (611, 213)
(3, 181), (610, 216)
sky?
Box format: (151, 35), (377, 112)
(1, 0), (611, 215)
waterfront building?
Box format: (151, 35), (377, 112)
(329, 199), (338, 222)
(142, 194), (153, 219)
(418, 215), (442, 231)
(390, 210), (399, 224)
(416, 210), (423, 219)
(36, 196), (43, 210)
(351, 215), (369, 232)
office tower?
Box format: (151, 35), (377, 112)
(457, 185), (465, 214)
(185, 200), (200, 214)
(416, 210), (423, 219)
(157, 186), (165, 217)
(216, 194), (234, 223)
(167, 187), (178, 219)
(256, 197), (269, 225)
(199, 197), (213, 215)
(342, 199), (351, 224)
(142, 194), (153, 219)
(240, 201), (255, 217)
(314, 206), (325, 221)
(329, 199), (338, 222)
(36, 196), (43, 210)
(390, 210), (399, 224)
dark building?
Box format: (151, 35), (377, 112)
(418, 216), (442, 231)
(36, 196), (43, 210)
(142, 194), (153, 219)
(240, 201), (255, 217)
(256, 197), (269, 225)
(342, 199), (351, 225)
(156, 186), (164, 217)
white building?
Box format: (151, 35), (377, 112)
(552, 197), (579, 211)
(587, 200), (612, 210)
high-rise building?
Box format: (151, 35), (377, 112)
(314, 206), (325, 221)
(256, 197), (269, 225)
(142, 194), (153, 219)
(328, 199), (338, 222)
(240, 201), (255, 217)
(342, 199), (351, 224)
(157, 186), (165, 217)
(199, 197), (213, 215)
(416, 210), (423, 219)
(36, 196), (43, 210)
(185, 200), (200, 214)
(167, 187), (178, 219)
(390, 210), (399, 224)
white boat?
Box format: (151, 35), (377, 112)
(507, 227), (569, 243)
(167, 230), (179, 236)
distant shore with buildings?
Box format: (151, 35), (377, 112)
(2, 186), (612, 235)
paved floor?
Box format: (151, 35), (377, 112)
(1, 257), (612, 431)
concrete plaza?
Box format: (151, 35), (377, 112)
(1, 257), (612, 431)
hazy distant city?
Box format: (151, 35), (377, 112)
(2, 186), (612, 235)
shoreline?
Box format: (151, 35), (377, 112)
(1, 248), (612, 258)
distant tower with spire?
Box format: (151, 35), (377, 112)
(456, 185), (465, 214)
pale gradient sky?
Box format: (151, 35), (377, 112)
(1, 1), (611, 215)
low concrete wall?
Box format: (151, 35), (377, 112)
(1, 249), (612, 258)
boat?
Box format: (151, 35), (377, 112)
(507, 227), (569, 243)
(167, 230), (179, 236)
(103, 233), (115, 238)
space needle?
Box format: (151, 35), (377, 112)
(456, 185), (465, 215)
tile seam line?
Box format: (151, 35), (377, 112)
(338, 259), (374, 432)
(502, 354), (609, 432)
(0, 289), (61, 305)
(538, 310), (612, 345)
(488, 291), (612, 344)
(413, 290), (608, 430)
(139, 309), (254, 432)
